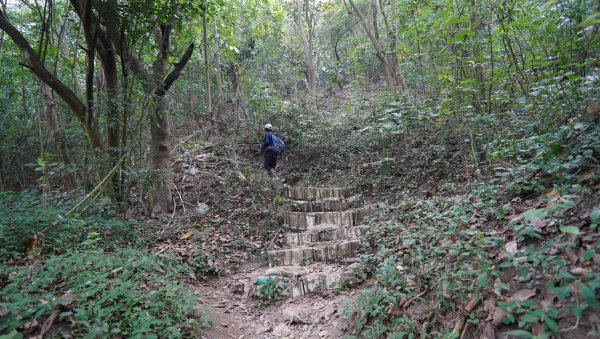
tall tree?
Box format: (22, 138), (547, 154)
(294, 0), (317, 96)
(344, 0), (407, 93)
(100, 0), (195, 213)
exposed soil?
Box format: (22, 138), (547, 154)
(193, 263), (358, 339)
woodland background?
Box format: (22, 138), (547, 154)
(0, 0), (599, 337)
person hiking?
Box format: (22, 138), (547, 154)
(261, 123), (285, 177)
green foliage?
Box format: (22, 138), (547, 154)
(191, 251), (218, 279)
(0, 249), (198, 337)
(347, 119), (600, 337)
(0, 191), (132, 259)
(255, 277), (286, 305)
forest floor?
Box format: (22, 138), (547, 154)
(2, 85), (598, 338)
(192, 263), (357, 339)
(160, 84), (600, 338)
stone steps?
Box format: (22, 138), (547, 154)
(290, 199), (355, 212)
(260, 262), (368, 298)
(286, 187), (350, 201)
(284, 207), (374, 230)
(284, 225), (368, 246)
(268, 238), (365, 266)
(254, 186), (374, 300)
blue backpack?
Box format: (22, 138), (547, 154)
(270, 135), (285, 155)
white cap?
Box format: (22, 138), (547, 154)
(264, 123), (273, 130)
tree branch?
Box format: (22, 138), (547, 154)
(155, 43), (195, 97)
(0, 9), (87, 122)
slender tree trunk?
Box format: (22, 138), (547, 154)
(146, 35), (194, 214)
(97, 35), (122, 201)
(369, 0), (394, 90)
(146, 24), (172, 214)
(202, 3), (212, 138)
(213, 20), (224, 120)
(39, 82), (73, 170)
(346, 0), (402, 93)
(295, 0), (317, 96)
(120, 47), (130, 210)
(82, 0), (103, 150)
(470, 0), (485, 98)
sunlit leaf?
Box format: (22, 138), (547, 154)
(559, 225), (580, 235)
(523, 209), (546, 221)
(179, 230), (193, 240)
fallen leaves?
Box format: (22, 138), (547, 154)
(540, 289), (556, 312)
(0, 305), (8, 316)
(484, 297), (507, 327)
(179, 230), (193, 240)
(505, 240), (518, 256)
(546, 189), (561, 199)
(510, 289), (536, 302)
(569, 267), (589, 276)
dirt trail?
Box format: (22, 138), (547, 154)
(193, 186), (373, 338)
(193, 267), (356, 339)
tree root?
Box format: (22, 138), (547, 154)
(451, 295), (480, 337)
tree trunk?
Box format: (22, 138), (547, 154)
(202, 3), (212, 138)
(97, 34), (122, 201)
(213, 20), (225, 120)
(372, 0), (407, 91)
(99, 2), (194, 214)
(295, 0), (317, 96)
(147, 40), (195, 214)
(147, 97), (172, 214)
(470, 0), (485, 97)
(39, 82), (73, 173)
(345, 0), (400, 93)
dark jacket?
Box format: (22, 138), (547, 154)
(262, 131), (273, 151)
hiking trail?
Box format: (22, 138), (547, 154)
(194, 186), (375, 338)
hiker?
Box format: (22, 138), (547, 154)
(261, 123), (285, 176)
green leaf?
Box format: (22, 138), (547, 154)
(581, 284), (599, 308)
(523, 209), (546, 221)
(502, 329), (532, 338)
(546, 283), (571, 299)
(519, 313), (539, 324)
(545, 317), (559, 333)
(578, 12), (600, 27)
(583, 249), (595, 261)
(196, 203), (210, 215)
(591, 208), (600, 223)
(0, 330), (24, 339)
(477, 272), (488, 287)
(559, 225), (580, 235)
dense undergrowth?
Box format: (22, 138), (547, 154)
(0, 192), (211, 337)
(278, 79), (599, 337)
(339, 119), (600, 337)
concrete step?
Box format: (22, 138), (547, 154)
(286, 187), (350, 201)
(284, 207), (375, 230)
(290, 198), (356, 212)
(268, 239), (364, 266)
(284, 226), (368, 246)
(258, 262), (368, 298)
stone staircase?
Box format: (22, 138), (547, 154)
(257, 187), (373, 298)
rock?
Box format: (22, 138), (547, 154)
(272, 323), (291, 337)
(232, 281), (245, 295)
(318, 330), (329, 337)
(281, 306), (310, 324)
(255, 325), (271, 334)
